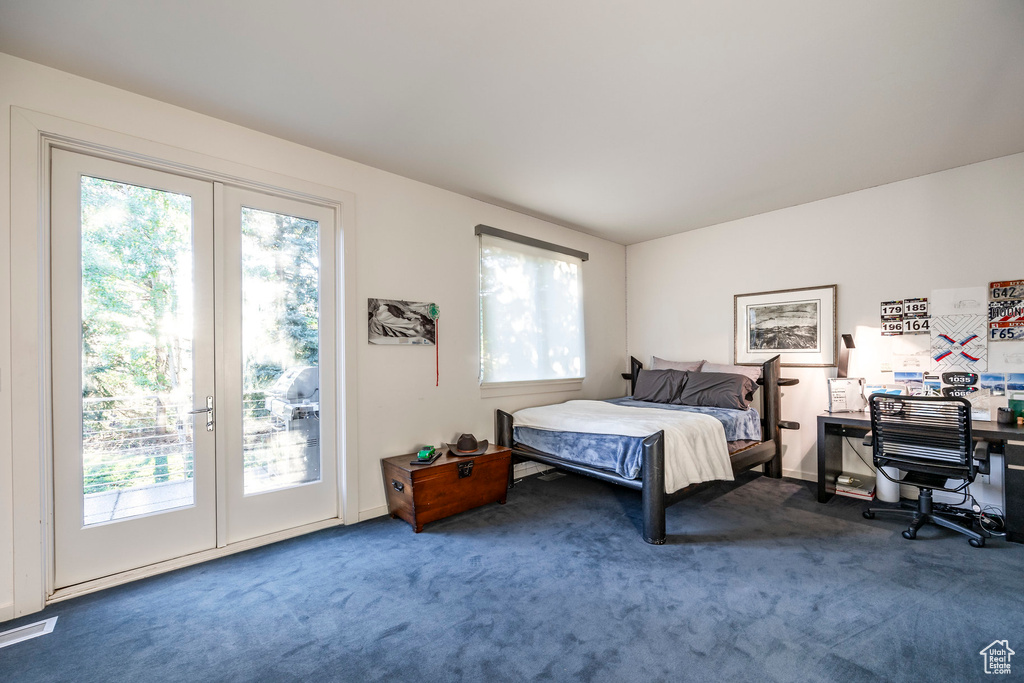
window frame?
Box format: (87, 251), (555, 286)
(477, 226), (587, 395)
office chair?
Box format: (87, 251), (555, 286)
(861, 394), (990, 547)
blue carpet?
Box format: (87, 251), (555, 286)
(1, 472), (1022, 682)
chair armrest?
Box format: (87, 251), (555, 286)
(778, 421), (800, 431)
(862, 431), (873, 447)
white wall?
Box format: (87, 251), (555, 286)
(0, 53), (626, 617)
(627, 152), (1024, 496)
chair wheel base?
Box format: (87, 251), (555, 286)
(862, 511), (875, 519)
(969, 537), (985, 548)
(902, 529), (917, 540)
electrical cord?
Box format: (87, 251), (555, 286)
(980, 505), (1007, 535)
(844, 437), (876, 473)
(931, 494), (1007, 535)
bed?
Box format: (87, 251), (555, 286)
(495, 355), (800, 544)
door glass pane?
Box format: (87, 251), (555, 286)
(80, 176), (196, 524)
(240, 207), (321, 494)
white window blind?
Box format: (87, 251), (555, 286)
(479, 234), (585, 384)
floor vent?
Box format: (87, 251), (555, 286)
(0, 616), (58, 649)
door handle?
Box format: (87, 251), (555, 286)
(188, 395), (214, 431)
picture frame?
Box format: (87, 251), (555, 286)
(734, 284), (837, 367)
(368, 298), (437, 345)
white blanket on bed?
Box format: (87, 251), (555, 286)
(512, 400), (734, 493)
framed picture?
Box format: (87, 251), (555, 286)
(368, 298), (436, 345)
(734, 285), (836, 367)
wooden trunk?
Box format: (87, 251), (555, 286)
(381, 445), (511, 532)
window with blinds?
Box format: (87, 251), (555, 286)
(479, 233), (585, 384)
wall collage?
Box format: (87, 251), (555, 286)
(875, 280), (1024, 421)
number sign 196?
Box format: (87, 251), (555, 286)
(882, 319), (904, 336)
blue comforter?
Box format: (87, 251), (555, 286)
(512, 399), (761, 481)
(603, 398), (761, 441)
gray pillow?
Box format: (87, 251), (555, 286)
(674, 371), (756, 410)
(701, 362), (761, 382)
(632, 369), (688, 404)
(651, 356), (705, 372)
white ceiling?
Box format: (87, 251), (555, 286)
(2, 1), (1023, 245)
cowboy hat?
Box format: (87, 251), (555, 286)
(446, 433), (489, 456)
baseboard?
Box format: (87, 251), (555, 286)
(0, 602), (14, 623)
(47, 518), (344, 606)
(782, 467), (815, 483)
(358, 505), (389, 522)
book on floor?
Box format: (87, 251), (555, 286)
(835, 475), (875, 500)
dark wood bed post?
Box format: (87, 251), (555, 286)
(640, 431), (667, 544)
(760, 355), (783, 479)
(758, 354), (800, 479)
(496, 409), (514, 449)
(497, 409), (515, 490)
(629, 356), (643, 395)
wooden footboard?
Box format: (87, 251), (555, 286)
(497, 354), (799, 544)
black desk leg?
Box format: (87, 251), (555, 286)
(817, 422), (844, 503)
(1006, 443), (1024, 544)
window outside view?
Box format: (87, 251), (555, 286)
(240, 207), (322, 494)
(80, 176), (197, 524)
(78, 180), (323, 525)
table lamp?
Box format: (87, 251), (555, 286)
(837, 334), (855, 379)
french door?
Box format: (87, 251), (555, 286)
(219, 187), (337, 544)
(50, 150), (338, 589)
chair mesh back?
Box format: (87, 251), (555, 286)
(869, 394), (973, 477)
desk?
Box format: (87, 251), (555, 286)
(816, 412), (1024, 543)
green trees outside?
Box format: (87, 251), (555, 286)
(80, 179), (320, 497)
(240, 207), (320, 402)
(239, 208), (321, 489)
(81, 177), (194, 494)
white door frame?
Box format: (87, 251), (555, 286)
(9, 107), (360, 617)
